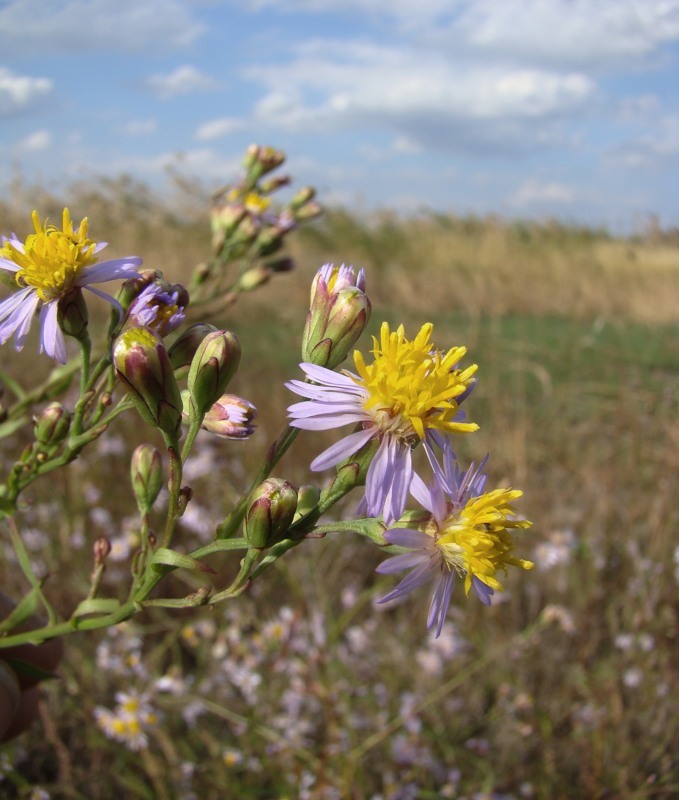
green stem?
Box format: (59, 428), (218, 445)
(217, 424), (300, 538)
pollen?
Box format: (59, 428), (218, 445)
(436, 488), (534, 595)
(1, 209), (98, 302)
(352, 322), (479, 441)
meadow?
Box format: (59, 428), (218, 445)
(1, 174), (679, 800)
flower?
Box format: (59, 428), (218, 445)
(286, 321), (478, 523)
(0, 209), (141, 362)
(127, 281), (187, 336)
(376, 441), (533, 636)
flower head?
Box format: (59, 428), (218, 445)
(0, 209), (142, 361)
(127, 282), (188, 336)
(287, 321), (478, 523)
(376, 442), (533, 636)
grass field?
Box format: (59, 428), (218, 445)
(1, 182), (678, 799)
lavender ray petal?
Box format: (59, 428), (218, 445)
(39, 302), (67, 363)
(76, 258), (142, 285)
(310, 427), (375, 471)
(375, 551), (429, 574)
(383, 528), (433, 548)
(378, 560), (436, 604)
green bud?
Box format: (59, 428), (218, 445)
(57, 288), (89, 340)
(302, 264), (371, 370)
(289, 185), (316, 210)
(113, 327), (183, 439)
(236, 266), (271, 291)
(244, 478), (298, 550)
(187, 330), (241, 419)
(167, 323), (218, 369)
(131, 444), (163, 514)
(34, 402), (71, 446)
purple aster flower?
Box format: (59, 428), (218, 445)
(376, 440), (533, 637)
(286, 321), (478, 524)
(0, 209), (142, 362)
(128, 282), (188, 337)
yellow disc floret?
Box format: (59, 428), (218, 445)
(352, 321), (479, 441)
(1, 209), (98, 302)
(435, 488), (534, 595)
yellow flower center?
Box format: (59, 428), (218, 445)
(434, 488), (533, 595)
(1, 209), (98, 302)
(352, 322), (479, 441)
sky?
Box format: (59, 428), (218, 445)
(1, 0), (678, 231)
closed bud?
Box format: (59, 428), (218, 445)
(244, 145), (286, 180)
(114, 327), (183, 438)
(293, 201), (323, 222)
(290, 186), (316, 210)
(131, 444), (163, 513)
(94, 537), (111, 567)
(168, 323), (218, 370)
(187, 330), (241, 419)
(244, 478), (298, 550)
(265, 257), (295, 274)
(34, 402), (71, 446)
(57, 288), (89, 340)
(302, 263), (371, 370)
(259, 175), (291, 194)
(200, 393), (257, 439)
(236, 266), (270, 291)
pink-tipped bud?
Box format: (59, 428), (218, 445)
(114, 327), (183, 438)
(244, 478), (298, 550)
(201, 394), (257, 439)
(301, 263), (371, 370)
(34, 402), (71, 447)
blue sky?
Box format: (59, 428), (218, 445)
(2, 0), (678, 231)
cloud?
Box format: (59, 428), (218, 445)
(0, 0), (204, 55)
(245, 40), (595, 154)
(144, 65), (221, 99)
(0, 68), (53, 117)
(119, 119), (157, 136)
(246, 0), (679, 70)
(15, 130), (52, 153)
(610, 114), (679, 167)
(508, 179), (576, 208)
(195, 117), (247, 141)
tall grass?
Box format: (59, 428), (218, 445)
(1, 183), (678, 799)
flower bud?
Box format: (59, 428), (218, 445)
(293, 201), (322, 222)
(244, 145), (286, 179)
(289, 186), (316, 210)
(187, 330), (241, 419)
(57, 288), (89, 340)
(34, 402), (71, 446)
(200, 394), (257, 439)
(167, 323), (218, 370)
(302, 263), (371, 370)
(236, 266), (271, 291)
(244, 478), (298, 550)
(259, 175), (291, 194)
(131, 444), (163, 513)
(114, 327), (183, 438)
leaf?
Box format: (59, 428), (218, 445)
(0, 587), (41, 634)
(151, 548), (216, 574)
(71, 598), (121, 619)
(189, 538), (249, 559)
(3, 658), (59, 683)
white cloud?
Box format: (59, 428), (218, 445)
(0, 0), (203, 55)
(0, 68), (53, 116)
(508, 179), (576, 208)
(144, 65), (221, 99)
(451, 0), (679, 70)
(245, 41), (595, 154)
(119, 119), (157, 136)
(610, 113), (679, 166)
(195, 117), (247, 141)
(16, 130), (52, 153)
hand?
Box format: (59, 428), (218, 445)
(0, 594), (63, 741)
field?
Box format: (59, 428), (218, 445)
(1, 178), (679, 800)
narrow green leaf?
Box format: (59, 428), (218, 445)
(151, 547), (216, 574)
(0, 588), (40, 634)
(71, 598), (121, 619)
